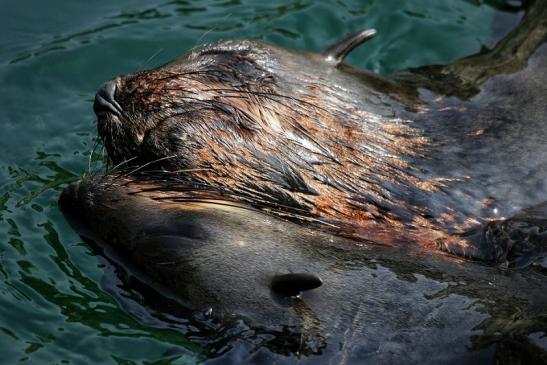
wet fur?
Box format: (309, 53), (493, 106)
(96, 3), (547, 265)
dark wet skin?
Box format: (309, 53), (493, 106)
(60, 174), (547, 363)
(61, 0), (547, 363)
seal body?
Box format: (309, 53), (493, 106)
(60, 3), (547, 362)
(59, 174), (547, 363)
(92, 2), (547, 265)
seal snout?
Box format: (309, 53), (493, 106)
(93, 80), (123, 117)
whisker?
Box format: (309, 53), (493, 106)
(141, 48), (164, 69)
(108, 156), (139, 173)
(121, 154), (179, 177)
(87, 139), (101, 174)
(195, 12), (232, 45)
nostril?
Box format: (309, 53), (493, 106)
(93, 80), (123, 117)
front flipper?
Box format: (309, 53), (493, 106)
(396, 0), (547, 98)
(446, 203), (547, 268)
(322, 28), (376, 67)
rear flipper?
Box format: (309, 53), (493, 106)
(451, 203), (547, 268)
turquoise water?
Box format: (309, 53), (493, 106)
(0, 1), (523, 364)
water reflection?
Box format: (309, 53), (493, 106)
(0, 157), (196, 363)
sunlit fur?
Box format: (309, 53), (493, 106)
(96, 39), (540, 263)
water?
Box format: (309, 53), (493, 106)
(0, 1), (531, 363)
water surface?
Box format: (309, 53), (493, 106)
(0, 1), (534, 363)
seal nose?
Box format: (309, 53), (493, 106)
(94, 80), (123, 117)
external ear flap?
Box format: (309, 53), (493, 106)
(322, 28), (377, 67)
(271, 273), (323, 297)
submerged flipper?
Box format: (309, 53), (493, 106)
(442, 202), (547, 268)
(271, 273), (323, 297)
(322, 28), (377, 67)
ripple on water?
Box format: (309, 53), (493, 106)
(0, 1), (537, 364)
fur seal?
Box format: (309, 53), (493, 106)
(60, 1), (547, 362)
(91, 0), (547, 266)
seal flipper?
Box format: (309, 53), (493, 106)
(445, 202), (547, 268)
(271, 273), (323, 297)
(322, 28), (376, 67)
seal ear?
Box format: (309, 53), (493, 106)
(322, 28), (377, 67)
(271, 273), (323, 297)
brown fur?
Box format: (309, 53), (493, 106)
(95, 12), (547, 265)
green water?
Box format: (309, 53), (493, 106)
(0, 1), (523, 364)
